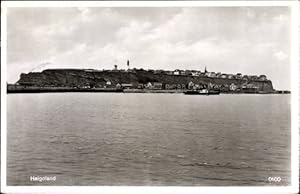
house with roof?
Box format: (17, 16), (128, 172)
(152, 82), (163, 89)
(144, 82), (153, 89)
(191, 71), (201, 76)
(220, 74), (228, 79)
(236, 73), (243, 79)
(227, 74), (235, 79)
(229, 83), (237, 91)
(207, 72), (217, 77)
(259, 75), (267, 81)
(105, 79), (112, 86)
(188, 81), (194, 89)
(242, 75), (249, 81)
(249, 75), (258, 80)
(173, 69), (182, 75)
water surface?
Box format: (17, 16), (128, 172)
(7, 93), (291, 186)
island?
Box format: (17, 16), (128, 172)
(7, 64), (290, 94)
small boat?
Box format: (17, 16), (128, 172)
(184, 89), (220, 95)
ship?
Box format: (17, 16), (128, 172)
(184, 89), (220, 95)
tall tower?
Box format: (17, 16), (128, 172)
(204, 66), (208, 73)
(127, 60), (130, 70)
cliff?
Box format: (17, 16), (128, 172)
(16, 69), (274, 93)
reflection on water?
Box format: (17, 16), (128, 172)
(7, 93), (291, 185)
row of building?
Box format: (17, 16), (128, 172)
(101, 65), (268, 82)
(153, 67), (268, 81)
(104, 81), (261, 92)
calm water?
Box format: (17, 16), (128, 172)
(7, 93), (291, 186)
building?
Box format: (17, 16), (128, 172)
(106, 80), (112, 85)
(236, 73), (242, 79)
(220, 74), (228, 79)
(194, 84), (201, 90)
(243, 83), (259, 93)
(144, 82), (153, 89)
(180, 71), (187, 76)
(229, 83), (237, 91)
(165, 84), (171, 89)
(152, 82), (163, 89)
(208, 72), (216, 77)
(191, 71), (201, 76)
(188, 81), (194, 89)
(165, 71), (173, 75)
(249, 75), (258, 80)
(165, 83), (178, 90)
(228, 74), (235, 79)
(154, 70), (164, 74)
(173, 69), (181, 75)
(242, 75), (249, 81)
(137, 83), (144, 89)
(184, 70), (193, 76)
(259, 75), (267, 81)
(116, 83), (122, 89)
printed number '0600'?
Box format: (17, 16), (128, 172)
(268, 177), (281, 182)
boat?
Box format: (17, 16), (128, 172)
(184, 89), (220, 95)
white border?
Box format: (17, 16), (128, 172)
(0, 0), (299, 7)
(290, 1), (299, 192)
(1, 1), (299, 194)
(1, 3), (8, 193)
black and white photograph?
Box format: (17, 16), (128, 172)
(1, 1), (299, 194)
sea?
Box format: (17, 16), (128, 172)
(7, 93), (291, 186)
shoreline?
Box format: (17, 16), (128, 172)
(6, 86), (290, 94)
(6, 87), (124, 94)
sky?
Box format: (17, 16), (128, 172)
(6, 7), (291, 90)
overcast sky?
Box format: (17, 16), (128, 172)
(7, 7), (291, 89)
